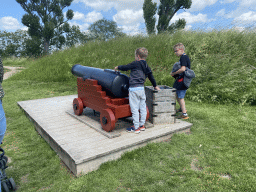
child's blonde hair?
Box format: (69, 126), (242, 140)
(135, 47), (148, 60)
(173, 43), (185, 51)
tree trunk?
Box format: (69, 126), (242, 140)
(43, 38), (49, 54)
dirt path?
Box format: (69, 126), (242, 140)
(3, 66), (25, 80)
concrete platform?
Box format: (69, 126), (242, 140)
(17, 95), (193, 176)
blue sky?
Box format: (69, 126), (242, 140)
(0, 0), (256, 35)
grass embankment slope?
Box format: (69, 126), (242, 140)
(2, 30), (256, 191)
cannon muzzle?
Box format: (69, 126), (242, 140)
(72, 64), (129, 98)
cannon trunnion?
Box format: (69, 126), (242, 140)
(72, 65), (149, 132)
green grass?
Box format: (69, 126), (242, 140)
(1, 30), (256, 191)
(3, 67), (11, 73)
(2, 56), (33, 68)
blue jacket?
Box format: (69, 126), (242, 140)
(172, 61), (195, 89)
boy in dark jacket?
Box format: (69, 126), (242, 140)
(170, 43), (191, 119)
(115, 47), (160, 133)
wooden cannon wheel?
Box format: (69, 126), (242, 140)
(100, 109), (116, 132)
(73, 98), (84, 116)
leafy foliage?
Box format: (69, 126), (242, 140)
(16, 0), (74, 54)
(143, 0), (192, 35)
(88, 19), (126, 41)
(65, 25), (90, 47)
(157, 0), (192, 33)
(23, 36), (43, 57)
(143, 0), (157, 35)
(0, 30), (29, 57)
(0, 27), (92, 57)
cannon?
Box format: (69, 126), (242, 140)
(71, 64), (149, 132)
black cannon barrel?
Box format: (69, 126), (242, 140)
(72, 64), (129, 98)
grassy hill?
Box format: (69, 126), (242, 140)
(10, 30), (256, 105)
(1, 30), (256, 191)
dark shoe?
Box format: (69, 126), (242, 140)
(126, 126), (135, 133)
(181, 113), (189, 119)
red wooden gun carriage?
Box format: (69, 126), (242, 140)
(71, 64), (149, 132)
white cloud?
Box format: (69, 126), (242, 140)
(217, 0), (256, 29)
(74, 0), (145, 11)
(69, 11), (103, 32)
(69, 21), (90, 32)
(113, 9), (143, 26)
(85, 11), (103, 23)
(183, 25), (192, 31)
(216, 9), (226, 17)
(172, 12), (209, 24)
(71, 11), (103, 23)
(188, 0), (218, 12)
(0, 17), (24, 30)
(120, 23), (142, 35)
(74, 0), (219, 13)
(240, 0), (256, 9)
(113, 9), (144, 35)
(74, 0), (116, 11)
(73, 11), (86, 21)
(233, 11), (256, 24)
(220, 0), (236, 3)
(220, 0), (256, 19)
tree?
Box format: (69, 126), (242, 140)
(143, 0), (192, 34)
(88, 19), (125, 41)
(157, 0), (191, 33)
(22, 36), (43, 57)
(16, 0), (74, 54)
(143, 0), (157, 35)
(0, 30), (28, 57)
(0, 26), (89, 58)
(5, 44), (18, 57)
(65, 25), (90, 47)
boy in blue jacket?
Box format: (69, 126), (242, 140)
(115, 47), (160, 133)
(170, 43), (191, 119)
